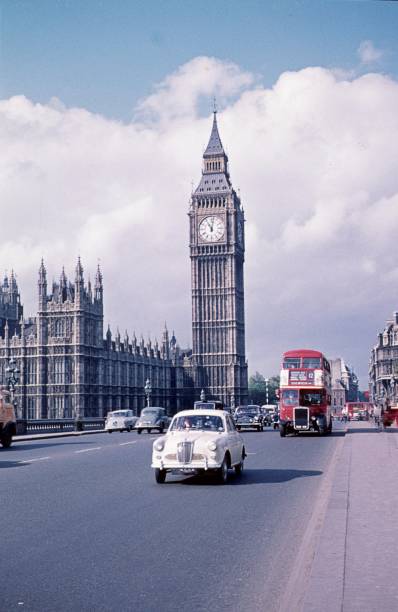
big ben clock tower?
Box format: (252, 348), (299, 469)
(189, 110), (248, 407)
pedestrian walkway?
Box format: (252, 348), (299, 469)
(303, 421), (398, 612)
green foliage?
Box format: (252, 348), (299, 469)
(248, 372), (280, 406)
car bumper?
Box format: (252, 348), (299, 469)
(235, 422), (262, 428)
(151, 457), (221, 471)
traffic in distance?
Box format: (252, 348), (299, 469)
(1, 347), (377, 456)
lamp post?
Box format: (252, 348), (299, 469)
(200, 389), (206, 402)
(144, 379), (152, 407)
(5, 357), (20, 416)
(265, 378), (269, 405)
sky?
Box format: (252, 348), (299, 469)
(1, 0), (398, 387)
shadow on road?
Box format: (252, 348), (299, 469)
(0, 460), (29, 469)
(165, 467), (323, 486)
(347, 427), (380, 434)
(282, 431), (345, 438)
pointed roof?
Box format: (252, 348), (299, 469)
(203, 111), (225, 158)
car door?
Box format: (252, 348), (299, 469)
(226, 415), (240, 464)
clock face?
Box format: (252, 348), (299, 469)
(199, 215), (225, 243)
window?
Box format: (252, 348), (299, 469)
(283, 357), (301, 369)
(303, 357), (321, 369)
(282, 389), (299, 405)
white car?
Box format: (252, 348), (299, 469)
(105, 410), (137, 433)
(151, 409), (246, 484)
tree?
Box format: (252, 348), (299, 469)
(248, 372), (280, 405)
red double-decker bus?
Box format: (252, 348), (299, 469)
(279, 349), (332, 437)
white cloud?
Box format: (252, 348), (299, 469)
(358, 40), (383, 65)
(1, 57), (398, 385)
(135, 56), (255, 123)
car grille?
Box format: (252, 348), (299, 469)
(177, 441), (193, 464)
(165, 452), (203, 461)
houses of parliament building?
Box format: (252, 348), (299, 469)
(0, 112), (248, 418)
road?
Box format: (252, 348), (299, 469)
(1, 425), (345, 612)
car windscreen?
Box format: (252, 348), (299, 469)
(171, 415), (224, 431)
(108, 411), (128, 417)
(236, 407), (259, 415)
(140, 409), (159, 416)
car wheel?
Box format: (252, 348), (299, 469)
(0, 434), (12, 448)
(236, 426), (241, 431)
(159, 426), (164, 434)
(137, 429), (142, 435)
(279, 424), (287, 438)
(217, 457), (229, 484)
(147, 428), (151, 434)
(155, 468), (166, 484)
(108, 430), (112, 434)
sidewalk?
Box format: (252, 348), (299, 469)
(303, 421), (398, 612)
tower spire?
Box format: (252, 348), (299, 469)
(203, 109), (225, 158)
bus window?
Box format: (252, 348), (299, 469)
(283, 357), (301, 369)
(300, 390), (323, 406)
(302, 357), (321, 369)
(282, 389), (299, 405)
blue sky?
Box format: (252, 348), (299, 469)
(2, 0), (398, 120)
(1, 0), (398, 387)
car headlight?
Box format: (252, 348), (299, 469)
(154, 439), (165, 452)
(207, 441), (217, 451)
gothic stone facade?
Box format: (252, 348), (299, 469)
(0, 261), (187, 419)
(369, 311), (398, 411)
(189, 112), (248, 407)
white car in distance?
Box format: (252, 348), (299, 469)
(151, 409), (246, 484)
(105, 410), (137, 433)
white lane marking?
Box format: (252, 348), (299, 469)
(119, 441), (137, 446)
(75, 447), (101, 454)
(18, 456), (51, 464)
(246, 452), (257, 455)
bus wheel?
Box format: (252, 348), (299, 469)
(279, 424), (287, 438)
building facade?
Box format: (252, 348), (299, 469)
(1, 112), (249, 416)
(189, 111), (248, 407)
(0, 261), (187, 419)
(369, 311), (398, 411)
(330, 358), (359, 413)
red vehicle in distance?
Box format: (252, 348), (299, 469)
(279, 349), (332, 437)
(344, 402), (370, 421)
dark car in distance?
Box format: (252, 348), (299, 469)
(135, 407), (170, 434)
(234, 405), (264, 432)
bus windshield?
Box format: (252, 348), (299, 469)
(299, 390), (323, 406)
(282, 389), (299, 405)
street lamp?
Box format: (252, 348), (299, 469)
(5, 357), (20, 417)
(200, 389), (206, 402)
(265, 378), (269, 405)
(144, 379), (152, 407)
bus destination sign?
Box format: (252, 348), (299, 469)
(289, 370), (315, 385)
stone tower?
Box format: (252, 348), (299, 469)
(189, 110), (248, 407)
